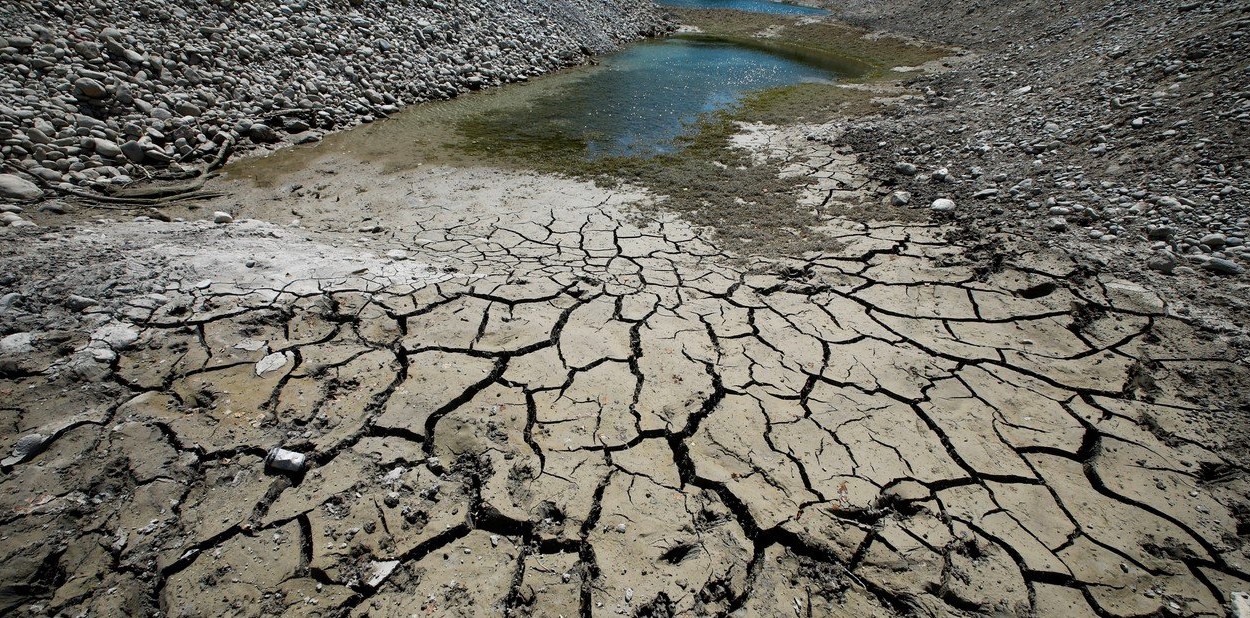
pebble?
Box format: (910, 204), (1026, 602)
(890, 191), (912, 206)
(212, 211), (234, 224)
(895, 162), (918, 176)
(930, 198), (956, 211)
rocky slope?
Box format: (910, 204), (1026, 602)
(828, 0), (1250, 277)
(0, 0), (669, 195)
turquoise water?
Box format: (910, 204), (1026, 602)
(465, 37), (837, 157)
(656, 0), (827, 16)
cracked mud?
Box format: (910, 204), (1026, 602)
(4, 129), (1250, 617)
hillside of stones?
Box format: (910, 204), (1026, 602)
(826, 0), (1249, 279)
(0, 0), (669, 194)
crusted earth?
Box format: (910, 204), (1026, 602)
(3, 2), (1250, 616)
(2, 145), (1250, 616)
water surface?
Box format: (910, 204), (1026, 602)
(655, 0), (827, 16)
(231, 36), (850, 181)
(463, 37), (838, 158)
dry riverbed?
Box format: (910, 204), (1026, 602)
(2, 9), (1250, 618)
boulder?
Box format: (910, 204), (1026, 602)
(0, 174), (43, 200)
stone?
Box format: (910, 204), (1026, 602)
(265, 447), (308, 473)
(895, 162), (917, 176)
(1, 433), (48, 467)
(120, 140), (145, 163)
(890, 191), (911, 206)
(1147, 252), (1178, 275)
(212, 211), (234, 224)
(1045, 217), (1068, 232)
(1156, 196), (1183, 210)
(1203, 258), (1244, 276)
(1200, 233), (1226, 248)
(0, 174), (43, 200)
(93, 138), (123, 158)
(0, 332), (33, 355)
(66, 294), (99, 310)
(73, 77), (108, 99)
(930, 198), (955, 211)
(256, 351), (291, 375)
(174, 101), (202, 117)
(248, 124), (280, 143)
(365, 560), (401, 588)
(1148, 226), (1177, 241)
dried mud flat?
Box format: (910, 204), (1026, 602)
(2, 133), (1250, 617)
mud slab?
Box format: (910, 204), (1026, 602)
(1, 150), (1248, 616)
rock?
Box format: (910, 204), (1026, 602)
(1200, 233), (1226, 248)
(0, 332), (34, 355)
(1203, 258), (1244, 276)
(426, 456), (445, 474)
(291, 131), (323, 144)
(93, 138), (123, 158)
(930, 198), (956, 211)
(174, 101), (202, 117)
(73, 77), (108, 99)
(890, 191), (912, 206)
(1156, 196), (1183, 210)
(972, 188), (999, 198)
(386, 249), (409, 261)
(212, 211), (234, 224)
(256, 351), (291, 375)
(1147, 252), (1178, 274)
(265, 447), (308, 473)
(1045, 217), (1068, 232)
(1148, 226), (1177, 241)
(894, 162), (917, 176)
(120, 140), (145, 163)
(1, 434), (48, 467)
(93, 323), (139, 350)
(365, 560), (401, 588)
(66, 294), (99, 310)
(0, 174), (43, 200)
(248, 124), (280, 143)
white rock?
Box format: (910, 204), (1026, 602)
(234, 338), (267, 352)
(365, 560), (400, 588)
(212, 211), (234, 224)
(0, 332), (34, 355)
(256, 351), (292, 376)
(930, 198), (956, 211)
(92, 323), (139, 350)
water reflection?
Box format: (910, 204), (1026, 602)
(655, 0), (827, 16)
(465, 37), (837, 158)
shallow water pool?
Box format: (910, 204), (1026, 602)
(655, 0), (827, 16)
(459, 36), (839, 158)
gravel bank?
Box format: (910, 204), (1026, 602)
(826, 0), (1250, 278)
(0, 0), (669, 195)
